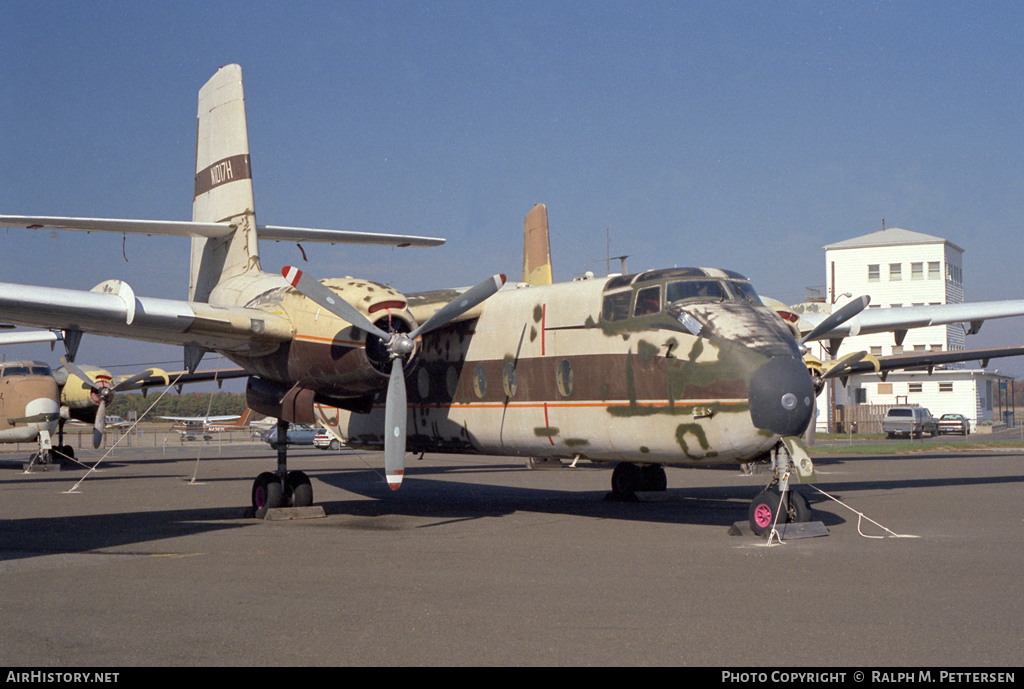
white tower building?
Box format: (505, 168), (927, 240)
(813, 227), (1008, 432)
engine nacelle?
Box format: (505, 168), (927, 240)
(246, 377), (317, 425)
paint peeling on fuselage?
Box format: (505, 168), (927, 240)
(314, 268), (801, 468)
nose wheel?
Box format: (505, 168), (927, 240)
(748, 486), (811, 536)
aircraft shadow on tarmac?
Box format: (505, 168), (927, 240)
(5, 456), (1023, 562)
(0, 505), (251, 563)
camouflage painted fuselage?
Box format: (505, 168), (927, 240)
(314, 268), (814, 468)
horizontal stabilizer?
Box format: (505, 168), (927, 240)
(0, 215), (445, 248)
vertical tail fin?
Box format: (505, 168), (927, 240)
(190, 64), (261, 302)
(523, 203), (553, 286)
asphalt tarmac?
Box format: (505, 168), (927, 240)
(1, 441), (1022, 667)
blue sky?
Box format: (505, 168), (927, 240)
(1, 1), (1022, 378)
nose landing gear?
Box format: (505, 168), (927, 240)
(747, 438), (815, 536)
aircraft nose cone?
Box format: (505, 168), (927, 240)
(748, 355), (814, 437)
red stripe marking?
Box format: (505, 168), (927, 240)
(543, 403), (554, 445)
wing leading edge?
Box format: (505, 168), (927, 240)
(0, 281), (293, 356)
(823, 345), (1024, 381)
(797, 300), (1024, 341)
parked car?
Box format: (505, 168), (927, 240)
(262, 424), (319, 448)
(313, 429), (343, 451)
(937, 413), (970, 436)
(882, 406), (938, 439)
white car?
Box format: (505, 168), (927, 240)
(313, 429), (343, 451)
(937, 413), (970, 436)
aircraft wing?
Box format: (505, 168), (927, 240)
(0, 329), (62, 346)
(158, 415), (241, 423)
(113, 367), (251, 392)
(0, 280), (293, 356)
(0, 215), (445, 247)
(798, 300), (1024, 341)
(823, 345), (1024, 380)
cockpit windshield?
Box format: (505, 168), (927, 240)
(666, 280), (725, 304)
(1, 366), (31, 377)
(600, 270), (763, 324)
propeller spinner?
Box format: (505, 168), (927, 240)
(283, 267), (506, 489)
(62, 361), (155, 448)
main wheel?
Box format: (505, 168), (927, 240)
(748, 490), (787, 536)
(611, 462), (642, 498)
(640, 464), (667, 492)
(252, 472), (284, 511)
(286, 470), (313, 508)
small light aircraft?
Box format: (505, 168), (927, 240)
(162, 408), (253, 439)
(3, 65), (1024, 533)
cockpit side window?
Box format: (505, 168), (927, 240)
(633, 286), (662, 317)
(728, 281), (763, 305)
(31, 366), (52, 376)
(601, 291), (633, 322)
(666, 280), (725, 304)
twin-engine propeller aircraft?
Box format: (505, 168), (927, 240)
(0, 353), (247, 466)
(3, 65), (1024, 533)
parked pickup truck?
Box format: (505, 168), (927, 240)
(883, 406), (938, 439)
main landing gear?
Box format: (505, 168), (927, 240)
(610, 462), (667, 501)
(251, 420), (314, 515)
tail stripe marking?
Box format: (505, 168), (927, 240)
(194, 154), (252, 198)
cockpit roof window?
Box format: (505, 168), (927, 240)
(666, 280), (726, 304)
(604, 267), (750, 292)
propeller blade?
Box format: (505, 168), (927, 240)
(93, 398), (106, 448)
(383, 358), (407, 490)
(799, 295), (871, 343)
(821, 350), (881, 380)
(409, 274), (506, 339)
(111, 368), (159, 392)
(282, 266), (393, 341)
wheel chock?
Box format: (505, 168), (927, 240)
(257, 506), (326, 521)
(729, 521), (829, 539)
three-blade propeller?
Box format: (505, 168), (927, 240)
(62, 361), (155, 448)
(283, 267), (506, 489)
(798, 295), (871, 344)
